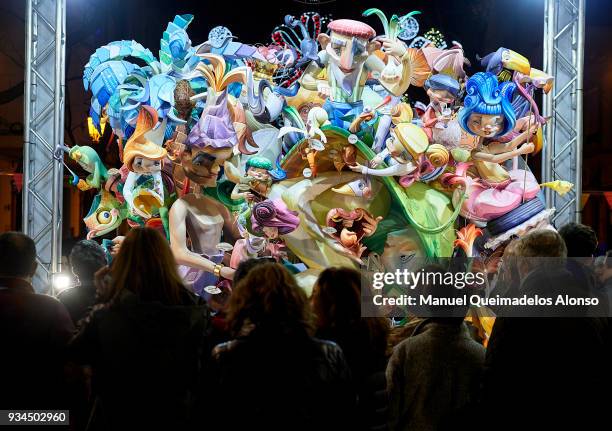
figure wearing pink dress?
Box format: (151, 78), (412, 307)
(451, 72), (542, 223)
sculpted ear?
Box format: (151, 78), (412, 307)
(317, 33), (331, 49)
(367, 40), (381, 55)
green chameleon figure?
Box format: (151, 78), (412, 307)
(69, 145), (108, 190)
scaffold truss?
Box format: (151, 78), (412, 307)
(22, 0), (66, 292)
(542, 0), (585, 226)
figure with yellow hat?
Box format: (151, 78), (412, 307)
(122, 105), (168, 221)
(349, 122), (428, 179)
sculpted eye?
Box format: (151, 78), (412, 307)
(353, 42), (366, 55)
(97, 210), (112, 224)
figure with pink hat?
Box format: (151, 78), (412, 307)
(300, 16), (430, 130)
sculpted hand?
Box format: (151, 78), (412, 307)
(317, 82), (331, 99)
(518, 142), (535, 155)
(379, 37), (407, 58)
(362, 213), (383, 237)
(110, 236), (125, 258)
(349, 163), (367, 174)
(370, 156), (383, 168)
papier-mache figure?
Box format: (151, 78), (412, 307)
(169, 54), (246, 288)
(301, 17), (429, 129)
(422, 74), (460, 131)
(451, 72), (540, 222)
(229, 156), (287, 203)
(83, 190), (127, 239)
(250, 199), (300, 260)
(325, 207), (382, 259)
(122, 106), (168, 220)
(350, 120), (448, 187)
(419, 42), (468, 147)
(68, 145), (108, 191)
(74, 10), (560, 308)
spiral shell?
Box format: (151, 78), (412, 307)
(426, 144), (450, 167)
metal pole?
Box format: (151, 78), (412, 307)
(22, 0), (33, 235)
(51, 0), (66, 276)
(574, 0), (585, 222)
(542, 0), (555, 210)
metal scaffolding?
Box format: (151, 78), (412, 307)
(22, 0), (66, 292)
(542, 0), (585, 226)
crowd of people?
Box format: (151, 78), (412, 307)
(1, 222), (611, 430)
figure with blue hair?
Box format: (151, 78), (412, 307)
(453, 72), (542, 223)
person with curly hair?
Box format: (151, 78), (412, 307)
(205, 263), (355, 430)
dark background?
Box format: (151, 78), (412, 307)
(0, 0), (610, 249)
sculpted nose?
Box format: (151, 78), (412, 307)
(340, 46), (354, 71)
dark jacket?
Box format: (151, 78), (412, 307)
(602, 277), (612, 314)
(0, 277), (75, 409)
(58, 283), (98, 325)
(316, 327), (389, 431)
(69, 288), (210, 430)
(205, 327), (356, 431)
(386, 320), (485, 431)
(482, 267), (612, 429)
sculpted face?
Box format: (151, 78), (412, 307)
(385, 136), (411, 164)
(263, 226), (279, 239)
(326, 32), (370, 74)
(247, 167), (271, 182)
(427, 88), (455, 108)
(467, 113), (505, 138)
(180, 146), (233, 187)
(132, 156), (162, 174)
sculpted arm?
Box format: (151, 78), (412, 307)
(300, 51), (328, 91)
(472, 143), (534, 164)
(218, 201), (241, 244)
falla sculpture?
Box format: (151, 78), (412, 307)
(72, 9), (561, 315)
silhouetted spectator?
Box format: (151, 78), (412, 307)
(69, 227), (210, 430)
(58, 240), (107, 325)
(489, 239), (521, 299)
(0, 231), (75, 409)
(208, 257), (276, 347)
(312, 267), (390, 431)
(386, 264), (484, 431)
(559, 222), (600, 292)
(596, 251), (612, 311)
(233, 256), (276, 283)
(483, 229), (610, 429)
(205, 263), (355, 431)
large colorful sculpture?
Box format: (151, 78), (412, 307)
(72, 10), (562, 299)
